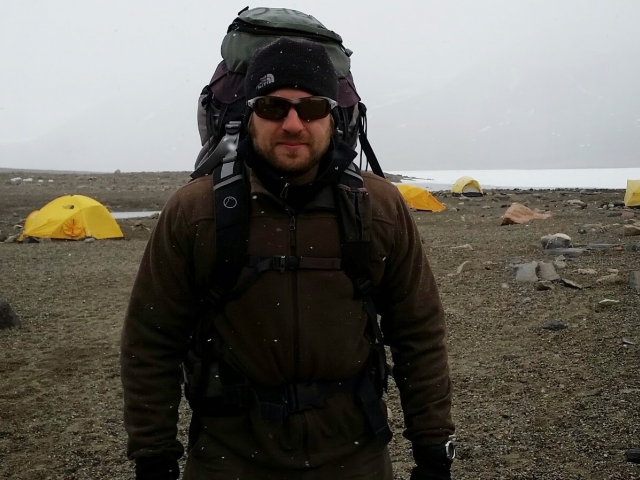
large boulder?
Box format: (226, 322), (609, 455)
(501, 203), (552, 225)
(0, 299), (20, 329)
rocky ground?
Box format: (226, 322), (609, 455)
(0, 170), (639, 479)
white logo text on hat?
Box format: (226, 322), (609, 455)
(256, 73), (275, 90)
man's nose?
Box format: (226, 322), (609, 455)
(281, 106), (304, 132)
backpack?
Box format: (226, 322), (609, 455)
(183, 7), (392, 448)
(191, 6), (383, 180)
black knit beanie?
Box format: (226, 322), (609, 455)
(245, 37), (338, 101)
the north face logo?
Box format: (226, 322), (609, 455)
(256, 73), (274, 90)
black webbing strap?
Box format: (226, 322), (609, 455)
(247, 255), (343, 272)
(196, 370), (364, 423)
(190, 158), (249, 408)
(192, 120), (243, 179)
(357, 370), (393, 445)
(334, 165), (373, 299)
(335, 165), (392, 443)
(357, 103), (385, 178)
(211, 157), (250, 293)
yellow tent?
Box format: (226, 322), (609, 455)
(397, 184), (446, 212)
(19, 195), (124, 241)
(451, 176), (484, 197)
(624, 179), (640, 207)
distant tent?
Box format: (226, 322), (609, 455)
(19, 195), (124, 241)
(396, 184), (446, 212)
(624, 179), (640, 207)
(452, 176), (484, 197)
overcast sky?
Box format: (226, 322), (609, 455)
(1, 1), (639, 172)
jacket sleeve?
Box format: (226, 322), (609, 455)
(120, 195), (199, 461)
(377, 193), (454, 446)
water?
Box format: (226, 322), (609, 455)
(110, 211), (161, 219)
(388, 168), (640, 191)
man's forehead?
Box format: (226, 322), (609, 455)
(266, 88), (314, 99)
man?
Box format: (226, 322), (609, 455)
(121, 37), (455, 480)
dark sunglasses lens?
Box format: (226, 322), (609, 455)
(296, 98), (331, 120)
(253, 97), (290, 120)
(252, 97), (332, 121)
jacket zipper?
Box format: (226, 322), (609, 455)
(286, 206), (310, 466)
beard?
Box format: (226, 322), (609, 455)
(248, 118), (333, 176)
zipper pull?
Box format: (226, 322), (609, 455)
(280, 182), (290, 199)
(289, 215), (297, 231)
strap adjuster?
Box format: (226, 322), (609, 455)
(282, 383), (324, 413)
(271, 255), (299, 273)
(273, 255), (287, 273)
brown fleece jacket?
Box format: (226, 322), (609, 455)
(121, 169), (454, 467)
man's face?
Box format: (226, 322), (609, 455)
(248, 88), (333, 175)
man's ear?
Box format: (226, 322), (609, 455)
(330, 110), (339, 131)
(243, 107), (254, 132)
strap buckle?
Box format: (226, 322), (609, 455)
(273, 255), (288, 273)
(282, 383), (324, 413)
(272, 255), (299, 273)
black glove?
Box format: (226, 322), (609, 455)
(410, 463), (451, 480)
(135, 456), (180, 480)
(410, 443), (454, 480)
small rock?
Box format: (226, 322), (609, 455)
(540, 233), (572, 250)
(501, 283), (510, 289)
(622, 338), (636, 346)
(626, 242), (640, 252)
(451, 244), (473, 250)
(536, 281), (554, 291)
(598, 299), (620, 307)
(514, 262), (539, 282)
(607, 212), (622, 217)
(607, 268), (619, 274)
(561, 278), (583, 289)
(576, 268), (598, 275)
(448, 260), (472, 277)
(621, 211), (635, 219)
(538, 262), (560, 281)
(583, 223), (603, 230)
(566, 199), (586, 208)
(577, 388), (602, 397)
(0, 299), (21, 329)
(542, 319), (567, 331)
(553, 256), (567, 269)
(149, 212), (160, 220)
(4, 235), (18, 243)
(596, 274), (626, 285)
(84, 237), (97, 243)
(623, 225), (640, 236)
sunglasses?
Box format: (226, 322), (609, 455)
(247, 96), (338, 121)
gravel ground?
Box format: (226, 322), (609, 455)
(1, 170), (639, 479)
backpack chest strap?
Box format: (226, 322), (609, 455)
(247, 255), (342, 273)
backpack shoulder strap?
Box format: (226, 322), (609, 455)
(334, 163), (392, 445)
(192, 120), (243, 180)
(207, 155), (251, 304)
